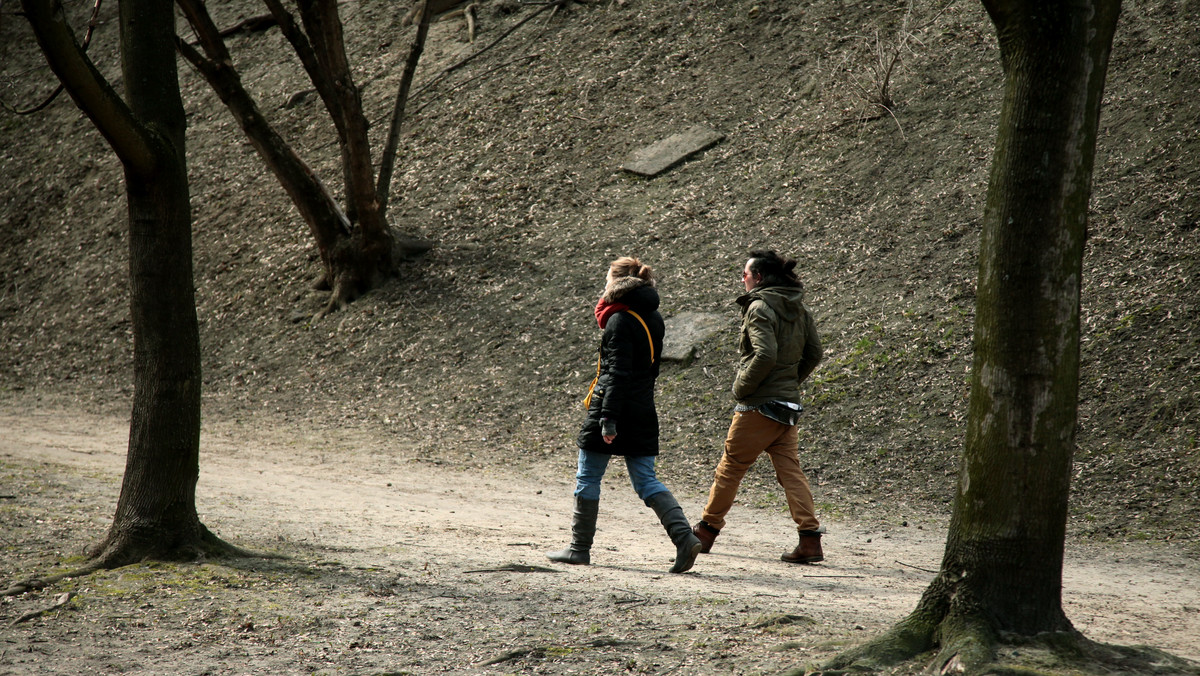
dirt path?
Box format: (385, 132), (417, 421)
(1, 407), (1197, 674)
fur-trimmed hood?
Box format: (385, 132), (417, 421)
(602, 275), (655, 303)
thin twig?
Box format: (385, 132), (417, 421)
(895, 560), (938, 574)
(0, 280), (17, 306)
(1, 0), (104, 115)
(464, 564), (560, 573)
(397, 52), (543, 121)
(878, 102), (906, 140)
(439, 52), (542, 97)
(409, 0), (561, 101)
(612, 588), (647, 608)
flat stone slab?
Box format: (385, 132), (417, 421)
(620, 125), (725, 177)
(662, 311), (727, 365)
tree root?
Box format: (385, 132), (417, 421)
(2, 525), (274, 598)
(931, 615), (997, 674)
(808, 613), (939, 675)
(87, 524), (271, 569)
(9, 592), (74, 626)
(805, 614), (1200, 675)
(311, 231), (435, 320)
(313, 278), (373, 317)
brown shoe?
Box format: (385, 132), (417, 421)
(781, 531), (823, 564)
(692, 521), (719, 554)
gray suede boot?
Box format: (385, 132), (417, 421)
(645, 491), (703, 573)
(547, 496), (599, 565)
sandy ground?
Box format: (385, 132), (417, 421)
(1, 407), (1198, 675)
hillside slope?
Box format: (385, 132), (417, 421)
(1, 0), (1196, 546)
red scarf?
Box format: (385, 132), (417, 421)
(594, 297), (629, 328)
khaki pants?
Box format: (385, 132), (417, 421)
(701, 410), (820, 533)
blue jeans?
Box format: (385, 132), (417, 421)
(573, 448), (667, 501)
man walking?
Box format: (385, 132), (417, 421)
(693, 250), (826, 563)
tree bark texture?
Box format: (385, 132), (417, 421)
(103, 0), (206, 564)
(824, 0), (1121, 672)
(294, 0), (395, 311)
(945, 0), (1121, 636)
(182, 0), (396, 313)
(23, 0), (221, 565)
(176, 0), (351, 276)
(295, 0), (385, 227)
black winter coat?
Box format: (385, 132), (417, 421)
(576, 285), (664, 456)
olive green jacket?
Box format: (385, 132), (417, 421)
(732, 284), (823, 406)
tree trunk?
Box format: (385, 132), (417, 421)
(945, 0), (1122, 635)
(93, 158), (211, 565)
(176, 0), (351, 282)
(22, 0), (236, 568)
(823, 0), (1121, 672)
(179, 0), (398, 316)
(295, 0), (395, 312)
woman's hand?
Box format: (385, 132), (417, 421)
(601, 418), (617, 444)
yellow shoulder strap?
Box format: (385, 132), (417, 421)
(625, 310), (655, 363)
(583, 310), (655, 410)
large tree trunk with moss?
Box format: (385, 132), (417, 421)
(93, 156), (215, 565)
(22, 0), (235, 569)
(821, 0), (1121, 673)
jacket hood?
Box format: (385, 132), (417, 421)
(603, 275), (656, 304)
(737, 284), (803, 321)
(616, 283), (660, 314)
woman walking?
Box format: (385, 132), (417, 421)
(547, 257), (702, 574)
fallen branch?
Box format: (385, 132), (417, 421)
(10, 592), (74, 626)
(895, 560), (938, 574)
(588, 637), (639, 647)
(476, 648), (533, 666)
(409, 0), (562, 101)
(464, 563), (560, 573)
(612, 588), (647, 609)
(217, 13), (279, 38)
(477, 636), (632, 667)
(751, 613), (814, 629)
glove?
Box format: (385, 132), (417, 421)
(600, 418), (617, 438)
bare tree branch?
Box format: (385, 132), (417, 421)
(1, 0), (103, 115)
(20, 0), (156, 175)
(376, 0), (434, 212)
